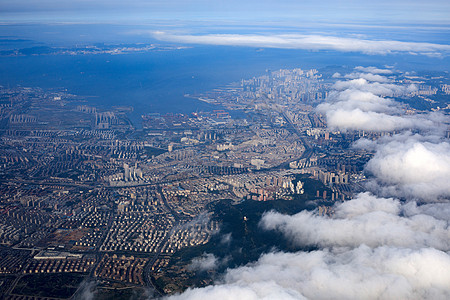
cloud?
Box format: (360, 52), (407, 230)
(319, 70), (450, 199)
(179, 212), (214, 230)
(171, 193), (450, 300)
(74, 281), (96, 300)
(331, 72), (342, 78)
(331, 78), (416, 96)
(324, 109), (438, 132)
(315, 74), (447, 132)
(331, 89), (395, 111)
(152, 32), (450, 56)
(403, 202), (450, 221)
(188, 253), (219, 272)
(363, 134), (450, 201)
(316, 77), (439, 132)
(220, 233), (232, 246)
(168, 246), (450, 300)
(322, 80), (403, 109)
(344, 72), (391, 82)
(354, 66), (394, 74)
(170, 191), (450, 300)
(318, 72), (450, 199)
(260, 192), (450, 250)
(167, 279), (307, 300)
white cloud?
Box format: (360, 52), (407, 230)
(168, 246), (450, 300)
(220, 233), (232, 246)
(260, 193), (450, 250)
(323, 108), (402, 131)
(188, 253), (219, 272)
(323, 109), (438, 132)
(332, 78), (416, 96)
(363, 135), (450, 201)
(170, 191), (450, 300)
(331, 89), (395, 111)
(403, 202), (450, 221)
(314, 74), (446, 132)
(331, 72), (342, 78)
(354, 66), (394, 74)
(344, 72), (391, 82)
(152, 32), (450, 56)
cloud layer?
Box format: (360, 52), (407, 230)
(261, 192), (450, 250)
(319, 69), (450, 200)
(169, 246), (450, 300)
(316, 73), (447, 132)
(188, 253), (219, 272)
(153, 32), (450, 56)
(171, 192), (450, 299)
(363, 134), (450, 200)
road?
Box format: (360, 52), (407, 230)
(142, 185), (183, 297)
(279, 110), (314, 163)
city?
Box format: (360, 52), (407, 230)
(0, 65), (448, 298)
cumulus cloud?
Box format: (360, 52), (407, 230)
(318, 71), (450, 199)
(170, 195), (450, 299)
(170, 191), (450, 299)
(220, 233), (232, 246)
(319, 72), (450, 198)
(326, 89), (395, 111)
(319, 68), (450, 198)
(325, 109), (438, 132)
(354, 66), (394, 74)
(331, 78), (416, 96)
(260, 192), (450, 250)
(315, 76), (441, 132)
(314, 72), (448, 132)
(363, 134), (450, 201)
(152, 32), (450, 56)
(331, 72), (342, 78)
(169, 246), (450, 300)
(326, 80), (394, 104)
(344, 72), (391, 82)
(403, 202), (450, 221)
(188, 253), (219, 272)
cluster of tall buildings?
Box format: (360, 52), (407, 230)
(123, 163), (143, 182)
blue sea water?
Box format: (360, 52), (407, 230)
(0, 47), (353, 111)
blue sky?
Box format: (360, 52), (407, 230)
(1, 0), (449, 25)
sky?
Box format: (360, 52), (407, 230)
(2, 0), (449, 55)
(2, 0), (449, 58)
(1, 0), (449, 25)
